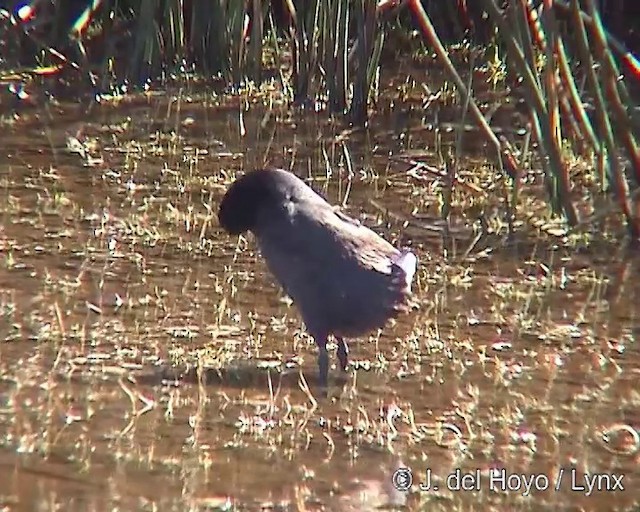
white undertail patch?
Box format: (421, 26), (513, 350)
(392, 249), (418, 292)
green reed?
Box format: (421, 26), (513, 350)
(2, 0), (638, 239)
(409, 0), (639, 241)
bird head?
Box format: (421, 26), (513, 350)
(218, 169), (278, 234)
(218, 168), (316, 235)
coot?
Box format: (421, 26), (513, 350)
(218, 168), (417, 387)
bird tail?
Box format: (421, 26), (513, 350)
(391, 249), (417, 292)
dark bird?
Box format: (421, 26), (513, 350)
(218, 168), (417, 387)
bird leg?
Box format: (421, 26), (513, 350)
(336, 337), (349, 371)
(315, 334), (329, 388)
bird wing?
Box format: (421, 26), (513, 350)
(331, 208), (402, 274)
(305, 205), (417, 295)
(254, 199), (399, 293)
(254, 198), (414, 336)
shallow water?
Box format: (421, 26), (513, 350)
(0, 84), (638, 512)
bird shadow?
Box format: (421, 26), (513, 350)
(130, 359), (396, 400)
(133, 360), (351, 394)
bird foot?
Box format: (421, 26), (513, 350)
(336, 337), (349, 372)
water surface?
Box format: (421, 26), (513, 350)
(0, 84), (638, 511)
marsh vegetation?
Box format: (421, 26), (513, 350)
(0, 1), (639, 510)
